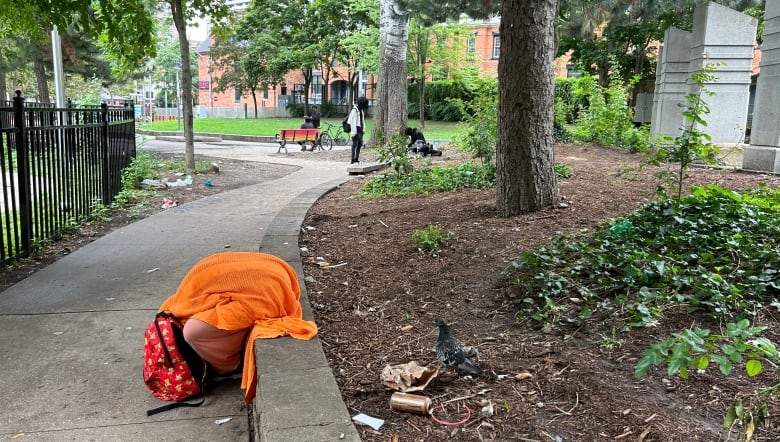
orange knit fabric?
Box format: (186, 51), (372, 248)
(158, 252), (318, 402)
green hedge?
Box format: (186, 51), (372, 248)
(407, 78), (498, 122)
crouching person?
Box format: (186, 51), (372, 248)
(404, 126), (442, 156)
(155, 252), (317, 402)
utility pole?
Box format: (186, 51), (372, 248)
(51, 26), (66, 107)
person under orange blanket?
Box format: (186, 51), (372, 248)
(157, 252), (318, 402)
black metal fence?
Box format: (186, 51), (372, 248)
(0, 91), (136, 263)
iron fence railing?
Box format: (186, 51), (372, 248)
(0, 90), (136, 263)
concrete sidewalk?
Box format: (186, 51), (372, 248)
(0, 137), (367, 441)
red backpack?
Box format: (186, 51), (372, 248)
(143, 312), (208, 416)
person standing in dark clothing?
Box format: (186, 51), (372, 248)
(348, 96), (369, 164)
(309, 105), (321, 129)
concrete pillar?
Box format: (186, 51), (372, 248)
(650, 28), (693, 140)
(688, 2), (757, 144)
(743, 0), (780, 173)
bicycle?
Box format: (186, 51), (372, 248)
(317, 121), (350, 150)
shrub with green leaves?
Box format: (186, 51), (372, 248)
(635, 319), (775, 380)
(377, 133), (414, 176)
(505, 184), (780, 326)
(645, 62), (720, 204)
(360, 159), (571, 199)
(360, 161), (496, 198)
(635, 318), (779, 441)
(569, 71), (650, 152)
(555, 77), (588, 124)
(413, 224), (453, 254)
(449, 83), (498, 165)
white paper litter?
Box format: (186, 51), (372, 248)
(352, 413), (384, 430)
(214, 417), (232, 425)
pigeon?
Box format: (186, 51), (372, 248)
(434, 317), (484, 376)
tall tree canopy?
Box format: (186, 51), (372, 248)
(1, 0), (157, 74)
(241, 0), (322, 110)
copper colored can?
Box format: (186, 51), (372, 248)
(390, 392), (433, 415)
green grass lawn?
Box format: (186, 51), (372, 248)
(140, 117), (464, 142)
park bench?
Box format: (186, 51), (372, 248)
(276, 128), (320, 153)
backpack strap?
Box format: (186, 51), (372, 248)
(146, 393), (205, 416)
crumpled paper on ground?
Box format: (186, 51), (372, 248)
(381, 361), (439, 392)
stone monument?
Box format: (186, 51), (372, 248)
(650, 28), (693, 139)
(688, 2), (757, 144)
(742, 0), (780, 173)
(651, 2), (757, 145)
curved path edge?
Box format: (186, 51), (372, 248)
(254, 176), (362, 442)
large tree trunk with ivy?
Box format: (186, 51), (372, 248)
(169, 0), (195, 170)
(373, 0), (409, 144)
(496, 0), (559, 217)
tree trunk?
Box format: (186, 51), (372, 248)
(33, 54), (50, 103)
(418, 77), (425, 128)
(169, 0), (195, 170)
(373, 0), (409, 144)
(496, 0), (559, 217)
(0, 69), (7, 101)
(302, 68), (312, 111)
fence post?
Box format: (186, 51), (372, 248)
(13, 90), (32, 258)
(100, 102), (111, 206)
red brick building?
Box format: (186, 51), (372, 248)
(194, 18), (572, 117)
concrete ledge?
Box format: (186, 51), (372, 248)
(742, 144), (780, 174)
(254, 176), (359, 442)
(347, 161), (387, 175)
(154, 134), (223, 143)
(137, 130), (278, 144)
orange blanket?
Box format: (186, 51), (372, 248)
(158, 252), (318, 402)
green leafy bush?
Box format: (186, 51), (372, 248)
(634, 318), (779, 441)
(407, 79), (475, 121)
(555, 77), (587, 124)
(360, 161), (496, 198)
(645, 62), (720, 203)
(285, 101), (304, 118)
(569, 72), (650, 152)
(413, 224), (453, 254)
(449, 83), (498, 164)
(505, 184), (780, 326)
(554, 162), (573, 178)
(377, 134), (414, 176)
(360, 159), (571, 199)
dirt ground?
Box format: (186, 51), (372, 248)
(3, 143), (780, 441)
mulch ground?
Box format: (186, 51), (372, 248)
(299, 143), (780, 441)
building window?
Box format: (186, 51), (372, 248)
(311, 73), (323, 103)
(492, 33), (500, 59)
(281, 86), (287, 96)
(262, 88), (268, 100)
(234, 88), (242, 103)
(466, 33), (476, 56)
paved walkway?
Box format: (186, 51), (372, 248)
(0, 136), (364, 441)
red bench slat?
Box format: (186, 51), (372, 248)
(276, 129), (320, 153)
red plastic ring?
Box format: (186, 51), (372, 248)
(430, 403), (472, 426)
